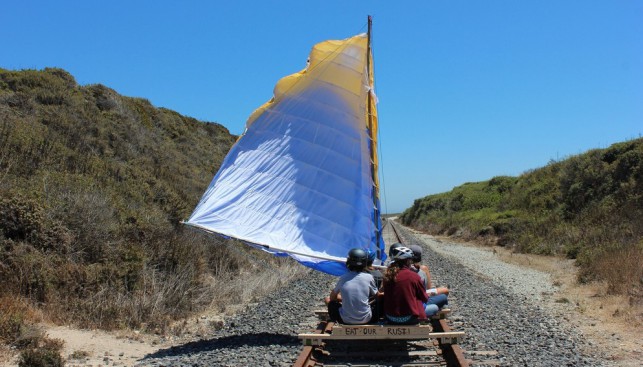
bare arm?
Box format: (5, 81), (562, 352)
(420, 264), (450, 295)
(329, 289), (340, 302)
(420, 264), (432, 288)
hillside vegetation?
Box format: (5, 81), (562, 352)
(0, 68), (301, 361)
(401, 138), (643, 299)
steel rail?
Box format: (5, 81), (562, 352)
(432, 318), (469, 366)
(293, 321), (334, 367)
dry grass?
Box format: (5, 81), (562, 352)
(204, 257), (302, 313)
(490, 242), (643, 364)
(160, 256), (307, 339)
(204, 254), (305, 310)
(8, 253), (310, 366)
(144, 248), (307, 336)
(0, 296), (41, 344)
(589, 244), (643, 297)
(492, 244), (642, 326)
(0, 306), (65, 367)
(0, 345), (14, 366)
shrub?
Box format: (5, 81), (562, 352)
(577, 241), (643, 295)
(18, 335), (64, 367)
(0, 196), (44, 242)
(0, 296), (31, 344)
(0, 296), (63, 367)
(0, 67), (240, 332)
(401, 138), (643, 298)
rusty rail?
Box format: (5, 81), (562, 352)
(293, 321), (334, 367)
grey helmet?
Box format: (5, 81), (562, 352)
(409, 244), (423, 262)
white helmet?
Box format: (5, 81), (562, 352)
(391, 246), (413, 261)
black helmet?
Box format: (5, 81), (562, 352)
(409, 245), (422, 262)
(347, 248), (368, 267)
(388, 243), (402, 257)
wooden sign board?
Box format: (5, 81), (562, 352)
(333, 324), (432, 338)
(298, 324), (465, 346)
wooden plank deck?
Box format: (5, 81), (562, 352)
(298, 324), (465, 346)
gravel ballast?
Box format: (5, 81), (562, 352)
(137, 223), (609, 366)
(400, 226), (607, 367)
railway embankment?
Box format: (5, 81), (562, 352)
(15, 223), (641, 366)
(409, 226), (642, 367)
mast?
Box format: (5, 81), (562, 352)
(366, 15), (381, 258)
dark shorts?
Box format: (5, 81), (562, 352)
(327, 300), (379, 324)
(327, 300), (344, 323)
(385, 314), (420, 325)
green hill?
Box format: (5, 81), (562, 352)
(0, 67), (251, 333)
(401, 138), (643, 298)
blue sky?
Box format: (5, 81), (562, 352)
(2, 1), (642, 213)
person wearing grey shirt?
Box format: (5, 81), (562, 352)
(325, 248), (378, 324)
(409, 244), (449, 316)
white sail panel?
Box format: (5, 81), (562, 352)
(186, 34), (384, 275)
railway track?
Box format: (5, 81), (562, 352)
(293, 219), (473, 367)
(132, 216), (598, 366)
(136, 217), (599, 366)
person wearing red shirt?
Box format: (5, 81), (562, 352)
(382, 246), (428, 325)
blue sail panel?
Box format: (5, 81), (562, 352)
(186, 34), (385, 275)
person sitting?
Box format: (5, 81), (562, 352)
(408, 245), (449, 295)
(382, 246), (428, 325)
(324, 248), (378, 324)
(366, 249), (384, 322)
(408, 245), (449, 317)
(366, 249), (384, 289)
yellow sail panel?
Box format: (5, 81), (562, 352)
(246, 34), (369, 129)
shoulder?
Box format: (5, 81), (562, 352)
(400, 268), (422, 281)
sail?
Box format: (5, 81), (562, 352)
(185, 32), (386, 275)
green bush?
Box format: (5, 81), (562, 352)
(401, 138), (643, 297)
(0, 67), (241, 331)
(18, 335), (64, 367)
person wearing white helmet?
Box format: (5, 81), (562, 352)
(381, 246), (428, 325)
